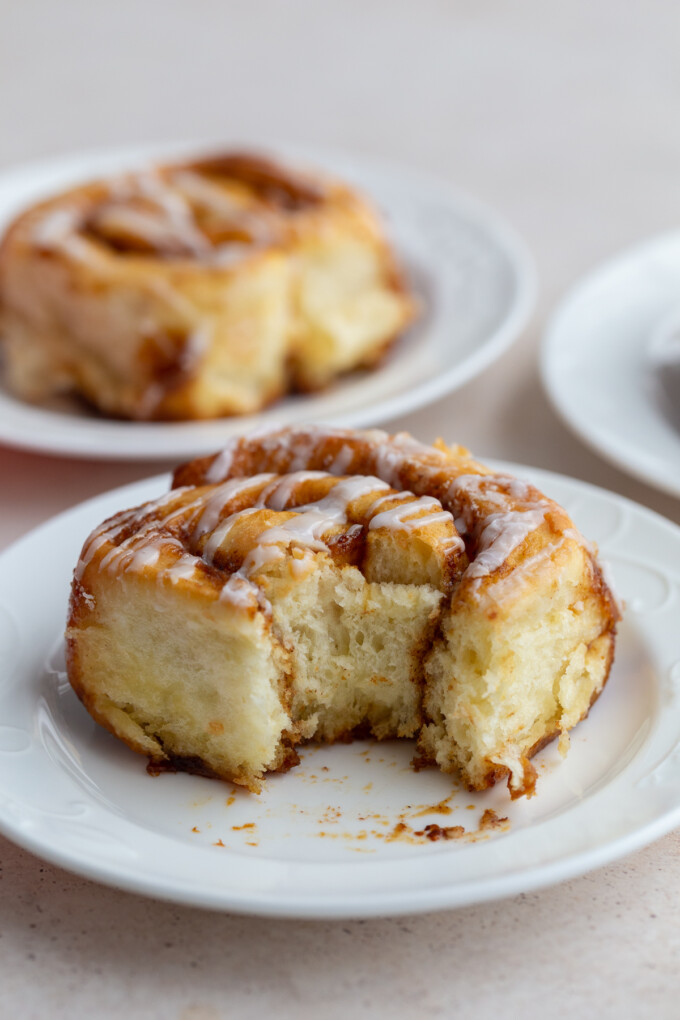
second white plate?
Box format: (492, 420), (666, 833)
(0, 143), (535, 460)
(542, 232), (680, 498)
(0, 464), (679, 917)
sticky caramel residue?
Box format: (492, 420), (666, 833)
(411, 794), (456, 818)
(319, 806), (342, 824)
(382, 807), (510, 845)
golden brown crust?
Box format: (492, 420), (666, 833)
(466, 628), (618, 797)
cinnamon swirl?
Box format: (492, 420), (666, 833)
(0, 153), (414, 420)
(67, 427), (619, 798)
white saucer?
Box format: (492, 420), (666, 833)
(1, 464), (679, 918)
(542, 233), (680, 498)
(0, 143), (535, 460)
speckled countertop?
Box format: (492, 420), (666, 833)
(2, 1), (680, 1016)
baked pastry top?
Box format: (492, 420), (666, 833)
(0, 153), (414, 420)
(67, 427), (619, 798)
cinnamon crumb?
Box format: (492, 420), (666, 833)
(479, 809), (508, 830)
(414, 823), (466, 842)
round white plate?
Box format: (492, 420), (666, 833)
(542, 233), (680, 498)
(0, 143), (535, 460)
(1, 464), (679, 918)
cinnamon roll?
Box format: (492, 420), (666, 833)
(67, 427), (619, 798)
(0, 153), (414, 419)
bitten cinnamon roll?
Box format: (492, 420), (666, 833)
(67, 427), (619, 799)
(0, 153), (414, 420)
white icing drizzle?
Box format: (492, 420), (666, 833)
(328, 444), (355, 475)
(135, 382), (166, 419)
(123, 542), (161, 572)
(373, 431), (447, 488)
(221, 510), (334, 592)
(194, 428), (576, 600)
(77, 489), (196, 581)
(132, 169), (210, 255)
(367, 490), (412, 514)
(465, 508), (548, 580)
(171, 170), (248, 217)
(447, 474), (539, 537)
(75, 529), (111, 581)
(29, 161), (281, 270)
(170, 169), (272, 247)
(218, 574), (260, 607)
(89, 203), (208, 257)
(192, 474), (277, 538)
(288, 436), (320, 472)
(83, 421), (591, 619)
(191, 472), (440, 606)
(32, 207), (80, 247)
(407, 511), (457, 530)
(369, 495), (446, 532)
(294, 475), (390, 523)
(32, 207), (92, 261)
(202, 507), (261, 566)
(164, 553), (200, 584)
(205, 446), (235, 484)
(255, 471), (328, 511)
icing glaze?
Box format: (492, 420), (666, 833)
(369, 496), (448, 532)
(81, 421), (596, 616)
(79, 464), (464, 614)
(190, 427), (591, 602)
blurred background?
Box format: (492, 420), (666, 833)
(2, 0), (679, 526)
(3, 1), (679, 269)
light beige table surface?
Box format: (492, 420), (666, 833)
(2, 2), (680, 1017)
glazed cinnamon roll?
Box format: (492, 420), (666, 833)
(67, 427), (619, 798)
(0, 153), (414, 420)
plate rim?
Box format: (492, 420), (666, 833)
(0, 141), (537, 461)
(541, 230), (680, 499)
(1, 460), (680, 917)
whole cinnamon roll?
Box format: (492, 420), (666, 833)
(0, 153), (414, 419)
(67, 427), (619, 798)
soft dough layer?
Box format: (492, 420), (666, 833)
(67, 428), (619, 798)
(67, 471), (461, 791)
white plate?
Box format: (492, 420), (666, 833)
(542, 233), (680, 498)
(0, 143), (535, 460)
(1, 464), (679, 918)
